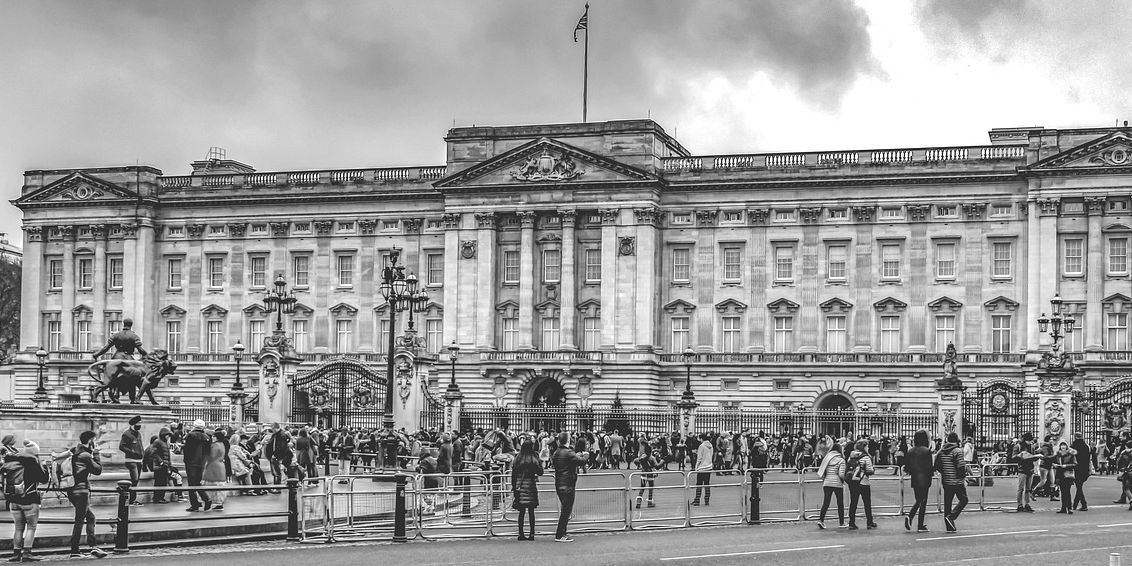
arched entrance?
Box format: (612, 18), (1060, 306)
(522, 377), (567, 433)
(815, 392), (855, 438)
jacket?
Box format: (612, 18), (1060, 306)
(1, 455), (47, 505)
(437, 441), (453, 475)
(820, 452), (846, 488)
(847, 450), (875, 486)
(203, 441), (227, 482)
(1071, 439), (1092, 477)
(70, 445), (102, 492)
(1013, 441), (1037, 475)
(151, 439), (171, 469)
(511, 461), (543, 509)
(1054, 451), (1077, 482)
(295, 436), (316, 466)
(935, 442), (967, 486)
(119, 429), (144, 461)
(551, 447), (587, 491)
(695, 441), (714, 472)
(904, 445), (934, 488)
(182, 429), (212, 468)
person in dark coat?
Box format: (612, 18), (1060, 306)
(1070, 433), (1091, 511)
(182, 420), (213, 511)
(551, 432), (588, 542)
(511, 440), (543, 541)
(903, 429), (934, 532)
(935, 431), (967, 532)
(119, 415), (144, 505)
(1053, 441), (1078, 514)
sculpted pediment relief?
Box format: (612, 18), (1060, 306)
(434, 138), (656, 190)
(18, 172), (138, 203)
(1026, 132), (1132, 172)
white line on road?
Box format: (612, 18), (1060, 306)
(660, 544), (845, 561)
(915, 529), (1047, 542)
(912, 544), (1132, 565)
(1097, 522), (1132, 528)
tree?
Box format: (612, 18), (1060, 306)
(603, 391), (633, 437)
(0, 259), (18, 363)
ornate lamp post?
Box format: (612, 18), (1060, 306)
(232, 341), (245, 392)
(263, 275), (297, 336)
(681, 346), (696, 401)
(32, 349), (48, 407)
(1037, 294), (1075, 351)
(399, 274), (430, 351)
(677, 346), (698, 438)
(447, 340), (460, 391)
(380, 249), (429, 429)
(1035, 294), (1079, 445)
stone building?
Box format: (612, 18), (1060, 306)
(4, 119), (1131, 420)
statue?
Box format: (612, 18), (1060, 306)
(1037, 341), (1074, 371)
(936, 342), (963, 389)
(92, 318), (147, 360)
(87, 349), (176, 404)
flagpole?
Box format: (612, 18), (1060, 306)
(582, 4), (589, 123)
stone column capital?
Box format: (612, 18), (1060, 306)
(559, 210), (577, 228)
(517, 210), (536, 228)
(474, 212), (498, 229)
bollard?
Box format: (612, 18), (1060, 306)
(393, 474), (408, 543)
(286, 478), (301, 542)
(748, 471), (761, 525)
(1112, 553), (1121, 566)
(324, 450), (331, 477)
(114, 480), (132, 554)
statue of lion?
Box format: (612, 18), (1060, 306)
(86, 349), (177, 405)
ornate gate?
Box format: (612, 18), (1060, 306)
(962, 379), (1038, 450)
(1075, 376), (1132, 443)
(290, 358), (387, 429)
(240, 393), (259, 423)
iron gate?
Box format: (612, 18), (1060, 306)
(1075, 376), (1132, 444)
(240, 392), (259, 423)
(290, 357), (387, 429)
(963, 379), (1038, 450)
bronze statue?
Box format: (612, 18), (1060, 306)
(936, 342), (963, 388)
(87, 349), (176, 405)
(92, 318), (148, 360)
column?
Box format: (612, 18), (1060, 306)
(60, 226), (76, 350)
(634, 208), (659, 350)
(559, 211), (577, 350)
(19, 227), (44, 350)
(441, 213), (462, 347)
(907, 222), (929, 351)
(134, 221), (157, 342)
(1037, 369), (1075, 447)
(694, 211), (715, 352)
(1036, 199), (1060, 348)
(475, 212), (497, 350)
(517, 211), (536, 350)
(1025, 200), (1042, 353)
(91, 225), (107, 345)
(1085, 197), (1104, 351)
(599, 209), (619, 348)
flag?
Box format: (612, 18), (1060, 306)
(574, 4), (588, 42)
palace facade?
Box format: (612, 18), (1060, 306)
(4, 119), (1132, 416)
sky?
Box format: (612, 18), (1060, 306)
(2, 0), (1130, 247)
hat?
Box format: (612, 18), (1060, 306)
(79, 431), (97, 444)
(1, 435), (14, 447)
(193, 419), (206, 430)
(21, 440), (39, 457)
(159, 427), (172, 439)
(128, 416), (142, 426)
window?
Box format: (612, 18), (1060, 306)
(107, 319), (121, 335)
(826, 315), (847, 352)
(671, 213), (692, 225)
(881, 207), (902, 219)
(584, 248), (601, 282)
(671, 317), (689, 352)
(672, 248), (691, 282)
(337, 221), (354, 232)
(774, 209), (795, 222)
(582, 317), (601, 351)
(250, 224), (268, 235)
(880, 316), (901, 352)
(503, 251), (520, 283)
(501, 317), (518, 350)
(208, 257), (224, 288)
(336, 254), (354, 287)
(208, 377), (222, 388)
(722, 247), (742, 281)
(75, 320), (91, 351)
(382, 220), (399, 230)
(424, 319), (442, 354)
(774, 379), (791, 391)
(828, 209), (847, 220)
(249, 320), (265, 349)
(1109, 238), (1129, 275)
(936, 243), (956, 279)
(723, 211), (743, 222)
(209, 225), (225, 235)
(773, 316), (793, 352)
(335, 319), (353, 353)
(167, 226), (183, 237)
(291, 320), (308, 353)
(376, 319), (390, 352)
(250, 256), (267, 288)
(108, 257), (123, 290)
(935, 315), (956, 351)
(166, 321), (182, 353)
(168, 258), (183, 289)
(292, 255), (310, 287)
(78, 258), (93, 289)
(991, 315), (1011, 353)
(881, 380), (899, 392)
(1107, 313), (1129, 350)
(541, 317), (560, 350)
(206, 320), (224, 353)
(427, 253), (444, 286)
(775, 245), (794, 282)
(992, 203), (1012, 216)
(542, 249), (561, 282)
(1064, 201), (1084, 213)
(722, 316), (741, 352)
(827, 245), (847, 281)
(48, 259), (63, 289)
(936, 205), (957, 217)
(1064, 238), (1084, 275)
(993, 242), (1012, 278)
(47, 321), (61, 351)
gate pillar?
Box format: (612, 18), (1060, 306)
(1037, 367), (1076, 447)
(443, 383), (464, 433)
(258, 332), (302, 425)
(935, 343), (964, 440)
(393, 353), (423, 431)
(676, 389), (698, 438)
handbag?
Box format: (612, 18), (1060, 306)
(1062, 467), (1076, 481)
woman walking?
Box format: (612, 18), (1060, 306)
(1053, 441), (1077, 514)
(816, 437), (846, 529)
(203, 429), (230, 511)
(904, 429), (934, 532)
(511, 440), (543, 541)
(847, 439), (877, 529)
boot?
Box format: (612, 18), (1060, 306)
(19, 550), (40, 562)
(7, 550), (20, 563)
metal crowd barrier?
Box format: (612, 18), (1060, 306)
(418, 472), (492, 540)
(688, 469), (746, 527)
(325, 473), (415, 542)
(627, 470), (688, 530)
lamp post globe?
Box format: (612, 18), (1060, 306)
(681, 346), (696, 396)
(447, 340), (460, 390)
(232, 340), (246, 391)
(33, 349), (49, 405)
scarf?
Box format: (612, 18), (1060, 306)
(816, 450), (837, 478)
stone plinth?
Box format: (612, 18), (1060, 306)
(0, 403), (173, 465)
(936, 386), (964, 440)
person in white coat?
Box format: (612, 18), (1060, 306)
(691, 434), (715, 506)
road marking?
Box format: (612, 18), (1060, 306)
(915, 529), (1046, 542)
(660, 544), (845, 561)
(913, 544), (1132, 565)
(1097, 522), (1132, 528)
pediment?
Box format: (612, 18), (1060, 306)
(1025, 132), (1132, 173)
(767, 298), (800, 314)
(17, 172), (138, 204)
(329, 303), (358, 316)
(293, 302), (314, 316)
(242, 304), (268, 316)
(434, 138), (657, 190)
(1103, 293), (1132, 304)
(200, 304), (229, 317)
(927, 296), (963, 313)
(714, 298), (748, 313)
(983, 296), (1019, 312)
(662, 299), (696, 314)
(160, 305), (186, 318)
(576, 298), (601, 314)
(873, 297), (908, 312)
(819, 298), (853, 313)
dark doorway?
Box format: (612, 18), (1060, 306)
(816, 393), (855, 438)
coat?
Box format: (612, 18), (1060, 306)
(182, 429), (211, 469)
(904, 445), (934, 488)
(935, 442), (967, 486)
(203, 441), (228, 482)
(1054, 451), (1077, 482)
(511, 461), (543, 509)
(818, 452), (846, 488)
(847, 450), (875, 486)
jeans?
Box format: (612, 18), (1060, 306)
(1016, 472), (1032, 508)
(907, 483), (930, 528)
(636, 478), (655, 503)
(1073, 475), (1088, 509)
(185, 466), (211, 508)
(153, 465), (169, 502)
(692, 472), (712, 504)
(943, 484), (968, 521)
(65, 491), (96, 553)
(125, 462), (142, 503)
(848, 482), (872, 525)
(555, 488), (575, 539)
(1059, 478), (1075, 512)
(819, 486), (844, 524)
(9, 502), (39, 551)
(270, 458), (285, 485)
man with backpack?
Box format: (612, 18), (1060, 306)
(263, 423), (292, 491)
(58, 431), (107, 559)
(3, 440), (47, 562)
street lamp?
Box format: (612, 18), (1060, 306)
(232, 341), (245, 392)
(681, 346), (696, 398)
(32, 349), (48, 406)
(1037, 293), (1075, 350)
(379, 249), (428, 429)
(447, 340), (460, 391)
(263, 274), (297, 335)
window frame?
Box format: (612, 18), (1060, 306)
(934, 314), (956, 351)
(881, 243), (902, 281)
(992, 241), (1013, 280)
(336, 253), (354, 287)
(773, 316), (793, 352)
(825, 315), (847, 353)
(48, 259), (63, 290)
(1063, 237), (1085, 276)
(503, 250), (521, 284)
(991, 314), (1012, 353)
(542, 249), (561, 283)
(426, 252), (444, 286)
(672, 248), (691, 283)
(670, 316), (690, 353)
(108, 256), (124, 290)
(1105, 312), (1129, 350)
(207, 256), (225, 289)
(1108, 237), (1129, 276)
(584, 248), (602, 283)
(77, 257), (94, 290)
(165, 321), (182, 353)
(935, 242), (956, 280)
(721, 315), (741, 353)
(774, 245), (794, 283)
(722, 246), (742, 282)
(167, 258), (183, 290)
(826, 244), (847, 282)
(292, 254), (310, 288)
(880, 315), (901, 353)
(249, 255), (268, 288)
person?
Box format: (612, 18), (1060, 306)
(1013, 432), (1039, 512)
(119, 416), (144, 506)
(1053, 441), (1078, 514)
(936, 431), (968, 533)
(1117, 441), (1132, 510)
(904, 429), (933, 532)
(0, 436), (18, 460)
(228, 434), (253, 491)
(1033, 436), (1057, 500)
(846, 438), (877, 530)
(182, 420), (212, 512)
(1071, 433), (1091, 511)
(609, 431), (623, 470)
(334, 429), (354, 476)
(633, 448), (661, 509)
(551, 432), (588, 542)
(690, 433), (714, 506)
(816, 439), (846, 529)
(511, 440), (543, 541)
(416, 448), (440, 514)
(60, 430), (108, 559)
(264, 423), (292, 491)
(295, 429), (318, 480)
(962, 437), (976, 466)
(92, 318), (147, 360)
(4, 440), (47, 562)
(203, 429), (230, 511)
(145, 431), (171, 503)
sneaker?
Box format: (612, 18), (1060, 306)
(848, 524), (859, 530)
(1016, 506), (1026, 512)
(837, 523), (848, 529)
(647, 502), (656, 508)
(554, 536), (574, 543)
(203, 500), (212, 511)
(817, 520), (826, 530)
(68, 553), (85, 559)
(7, 553), (21, 563)
(944, 516), (955, 532)
(1080, 506), (1089, 512)
(213, 505), (224, 511)
(917, 527), (929, 533)
(20, 551), (41, 562)
(185, 507), (200, 512)
(1056, 509), (1067, 514)
(904, 515), (911, 531)
(867, 523), (878, 529)
(87, 548), (108, 559)
(129, 501), (144, 506)
(1023, 506), (1034, 512)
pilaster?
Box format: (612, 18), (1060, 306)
(475, 212), (498, 350)
(1035, 198), (1060, 348)
(19, 227), (44, 351)
(559, 211), (577, 350)
(441, 213), (462, 348)
(599, 209), (619, 349)
(1085, 197), (1104, 351)
(633, 208), (660, 350)
(517, 211), (535, 350)
(60, 226), (76, 350)
(90, 225), (107, 346)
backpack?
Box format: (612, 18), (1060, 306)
(844, 454), (864, 482)
(3, 463), (25, 499)
(54, 452), (75, 490)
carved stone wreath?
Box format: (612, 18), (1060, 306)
(618, 236), (635, 256)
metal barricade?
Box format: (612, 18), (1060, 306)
(628, 470), (688, 530)
(326, 474), (417, 542)
(868, 466), (906, 517)
(978, 463), (1020, 510)
(418, 472), (493, 540)
(496, 471), (629, 536)
(747, 468), (804, 523)
(298, 477), (330, 542)
(687, 469), (746, 527)
(800, 467), (829, 521)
